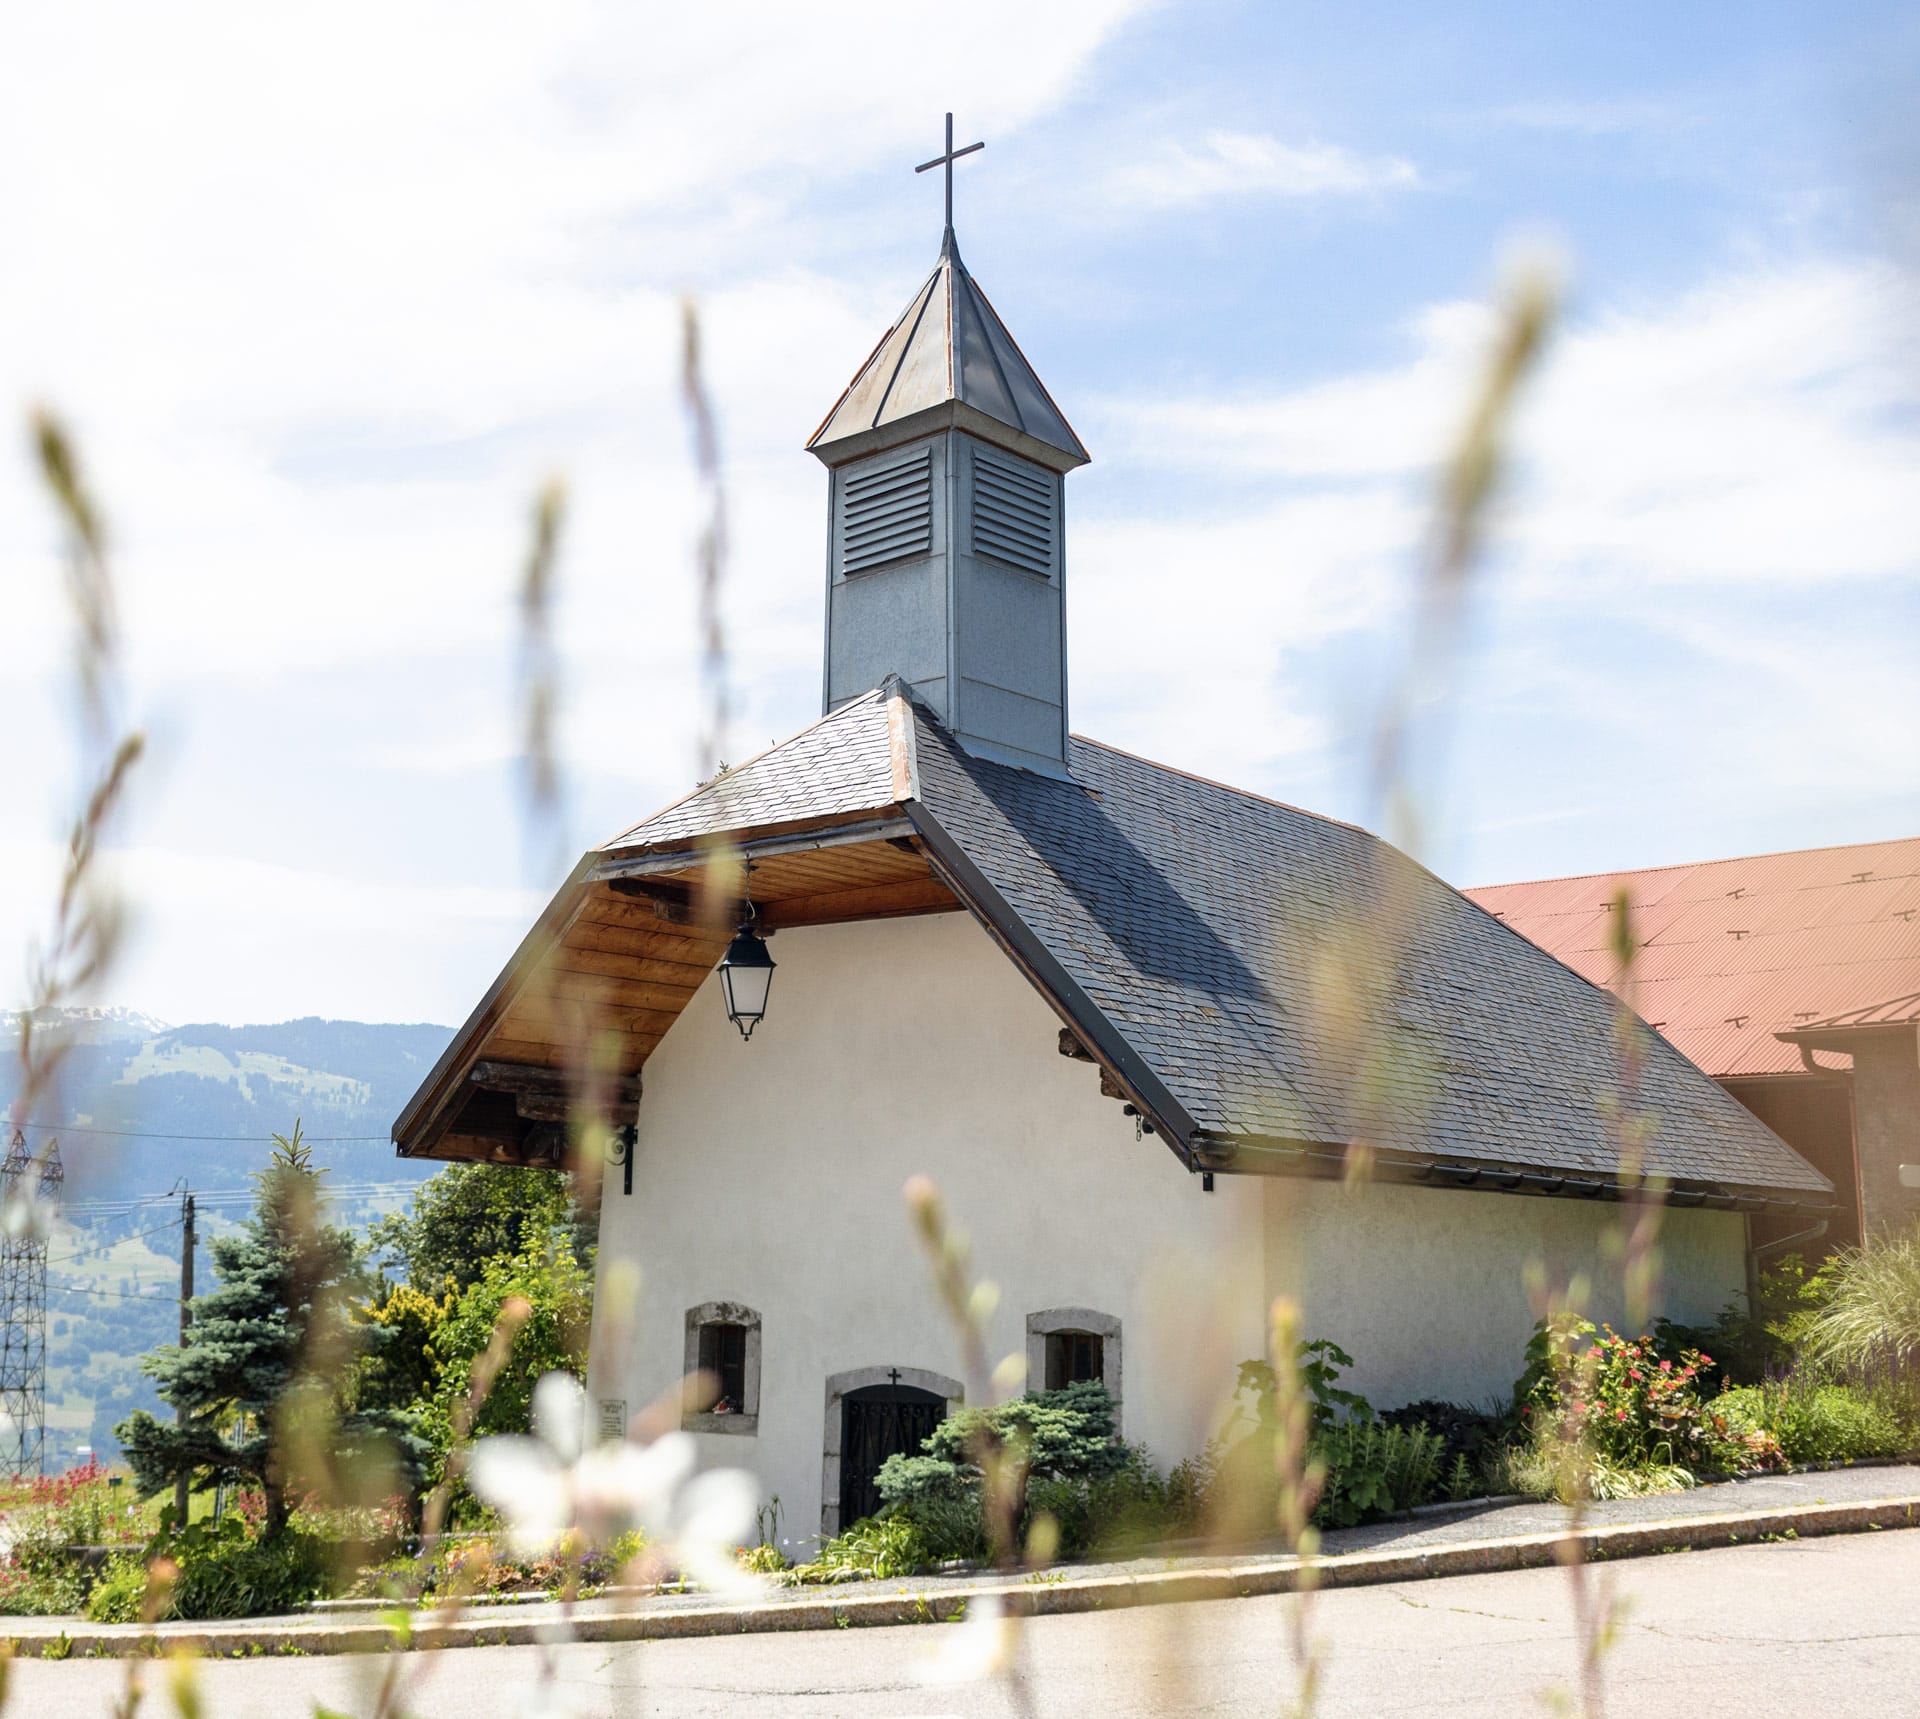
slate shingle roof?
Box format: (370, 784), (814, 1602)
(904, 707), (1827, 1198)
(591, 684), (1829, 1202)
(605, 688), (897, 851)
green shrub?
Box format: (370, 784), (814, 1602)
(347, 1527), (645, 1602)
(1718, 1380), (1906, 1467)
(1235, 1340), (1374, 1439)
(908, 1491), (990, 1564)
(83, 1555), (150, 1624)
(1377, 1400), (1506, 1480)
(875, 1454), (973, 1510)
(736, 1541), (789, 1576)
(159, 1516), (332, 1621)
(1216, 1339), (1447, 1534)
(1313, 1421), (1445, 1527)
(786, 1513), (929, 1584)
(1027, 1450), (1183, 1557)
(1488, 1432), (1695, 1503)
(425, 1241), (593, 1496)
(895, 1381), (1128, 1487)
(875, 1382), (1131, 1557)
(0, 1458), (147, 1617)
(1656, 1252), (1846, 1389)
(0, 1559), (87, 1618)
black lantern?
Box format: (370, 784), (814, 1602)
(717, 923), (776, 1040)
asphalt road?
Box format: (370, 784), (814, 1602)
(13, 1529), (1918, 1717)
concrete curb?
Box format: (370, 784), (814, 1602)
(11, 1492), (1917, 1660)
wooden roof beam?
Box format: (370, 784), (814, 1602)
(470, 1059), (643, 1124)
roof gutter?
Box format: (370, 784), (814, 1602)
(1193, 1129), (1834, 1215)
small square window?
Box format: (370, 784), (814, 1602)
(698, 1321), (749, 1414)
(682, 1302), (760, 1434)
(1045, 1331), (1103, 1391)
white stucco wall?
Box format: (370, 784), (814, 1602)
(1260, 1179), (1746, 1411)
(586, 908), (1749, 1545)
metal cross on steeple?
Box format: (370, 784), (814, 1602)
(915, 112), (984, 237)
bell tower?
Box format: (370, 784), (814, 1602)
(807, 117), (1089, 779)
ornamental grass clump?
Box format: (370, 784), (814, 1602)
(1802, 1225), (1920, 1389)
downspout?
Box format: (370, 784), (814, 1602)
(1796, 1041), (1864, 1245)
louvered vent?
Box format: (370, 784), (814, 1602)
(971, 449), (1055, 577)
(839, 448), (933, 575)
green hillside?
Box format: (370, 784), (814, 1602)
(3, 1008), (455, 1468)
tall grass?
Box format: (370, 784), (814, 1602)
(1803, 1226), (1920, 1380)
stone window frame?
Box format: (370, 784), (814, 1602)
(819, 1365), (965, 1541)
(682, 1302), (761, 1436)
(1026, 1307), (1122, 1428)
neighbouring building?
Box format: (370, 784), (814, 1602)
(1468, 839), (1920, 1250)
(394, 186), (1831, 1545)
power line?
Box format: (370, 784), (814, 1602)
(58, 1180), (422, 1214)
(45, 1215), (184, 1266)
(46, 1282), (175, 1303)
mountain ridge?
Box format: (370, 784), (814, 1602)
(3, 1009), (453, 1203)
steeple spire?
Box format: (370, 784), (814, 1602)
(805, 237), (1087, 472)
(807, 122), (1088, 779)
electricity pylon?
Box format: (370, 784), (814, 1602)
(0, 1132), (63, 1477)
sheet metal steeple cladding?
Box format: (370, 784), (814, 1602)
(808, 147), (1088, 779)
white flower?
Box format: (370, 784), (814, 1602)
(466, 1371), (760, 1594)
(912, 1594), (1019, 1685)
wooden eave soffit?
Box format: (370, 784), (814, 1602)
(469, 1059), (644, 1123)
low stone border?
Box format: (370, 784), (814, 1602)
(9, 1492), (1916, 1660)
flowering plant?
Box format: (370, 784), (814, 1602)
(1523, 1321), (1780, 1476)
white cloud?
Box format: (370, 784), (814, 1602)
(0, 837), (545, 1025)
(5, 5), (1913, 1026)
(1068, 489), (1419, 791)
(1077, 256), (1920, 844)
(1106, 130), (1418, 210)
(1096, 259), (1920, 587)
(0, 2), (1146, 669)
(0, 3), (1147, 1022)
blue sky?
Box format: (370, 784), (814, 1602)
(3, 1), (1916, 1027)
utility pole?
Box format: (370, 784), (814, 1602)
(173, 1191), (195, 1527)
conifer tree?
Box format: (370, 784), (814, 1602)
(116, 1124), (366, 1537)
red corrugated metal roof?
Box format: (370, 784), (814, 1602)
(1467, 837), (1920, 1078)
(1779, 992), (1920, 1034)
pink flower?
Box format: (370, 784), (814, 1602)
(1658, 1360), (1672, 1372)
(1617, 1408), (1628, 1420)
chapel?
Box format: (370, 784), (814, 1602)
(395, 135), (1830, 1542)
